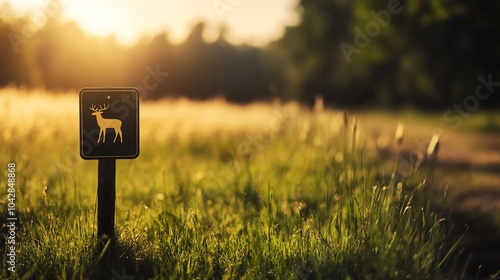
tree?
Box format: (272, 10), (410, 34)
(269, 0), (500, 108)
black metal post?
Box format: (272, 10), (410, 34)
(97, 158), (116, 240)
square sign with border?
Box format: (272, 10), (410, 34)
(80, 87), (140, 159)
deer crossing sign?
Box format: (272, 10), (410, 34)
(80, 88), (140, 159)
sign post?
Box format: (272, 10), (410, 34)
(97, 158), (116, 239)
(79, 87), (140, 240)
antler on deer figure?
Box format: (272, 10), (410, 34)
(90, 104), (110, 113)
(90, 103), (123, 143)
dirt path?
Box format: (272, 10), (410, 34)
(355, 112), (500, 189)
(356, 111), (500, 212)
(354, 111), (500, 277)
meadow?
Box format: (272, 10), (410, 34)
(0, 88), (481, 279)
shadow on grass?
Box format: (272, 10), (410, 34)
(378, 146), (500, 278)
(89, 233), (155, 279)
(449, 190), (500, 278)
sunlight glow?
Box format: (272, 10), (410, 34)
(65, 2), (138, 44)
(0, 0), (299, 46)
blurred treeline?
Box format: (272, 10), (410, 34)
(1, 1), (499, 108)
(0, 17), (270, 102)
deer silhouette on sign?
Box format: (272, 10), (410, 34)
(90, 104), (123, 143)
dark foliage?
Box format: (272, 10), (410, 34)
(1, 0), (499, 108)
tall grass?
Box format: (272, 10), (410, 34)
(0, 90), (458, 279)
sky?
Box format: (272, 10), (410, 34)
(0, 0), (300, 46)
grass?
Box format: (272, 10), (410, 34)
(0, 89), (462, 279)
(355, 108), (500, 134)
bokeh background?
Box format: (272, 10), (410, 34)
(1, 0), (500, 278)
(1, 0), (499, 108)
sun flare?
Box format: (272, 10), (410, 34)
(63, 2), (139, 45)
(0, 0), (299, 46)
